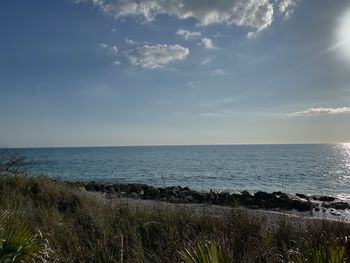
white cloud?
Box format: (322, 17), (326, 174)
(99, 43), (118, 55)
(290, 107), (350, 116)
(278, 0), (297, 20)
(125, 38), (136, 44)
(176, 29), (201, 40)
(99, 43), (108, 49)
(201, 37), (214, 49)
(110, 45), (118, 54)
(247, 31), (258, 38)
(80, 0), (298, 34)
(113, 60), (121, 65)
(125, 44), (189, 69)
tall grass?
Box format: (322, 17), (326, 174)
(0, 175), (350, 262)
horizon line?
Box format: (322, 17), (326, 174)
(5, 142), (349, 149)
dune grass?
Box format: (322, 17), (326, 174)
(0, 175), (350, 262)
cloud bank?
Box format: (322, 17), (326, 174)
(81, 0), (297, 34)
(125, 44), (189, 69)
(290, 107), (350, 116)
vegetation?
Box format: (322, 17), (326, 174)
(287, 238), (346, 263)
(0, 210), (54, 262)
(179, 240), (233, 263)
(0, 174), (350, 262)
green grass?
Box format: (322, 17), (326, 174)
(179, 240), (233, 263)
(0, 175), (350, 262)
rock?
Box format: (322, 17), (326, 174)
(241, 190), (251, 198)
(290, 199), (314, 211)
(296, 193), (308, 200)
(272, 191), (284, 195)
(312, 195), (335, 202)
(185, 196), (194, 202)
(319, 196), (336, 202)
(128, 184), (149, 193)
(254, 191), (277, 201)
(105, 184), (114, 193)
(85, 182), (101, 192)
(185, 190), (206, 202)
(168, 196), (179, 203)
(144, 187), (161, 199)
(330, 209), (341, 216)
(218, 192), (232, 204)
(327, 202), (350, 210)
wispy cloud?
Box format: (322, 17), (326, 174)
(290, 107), (350, 116)
(176, 29), (201, 40)
(125, 44), (189, 69)
(99, 43), (118, 55)
(210, 69), (226, 76)
(125, 38), (136, 44)
(200, 57), (212, 65)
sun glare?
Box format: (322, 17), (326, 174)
(336, 9), (350, 58)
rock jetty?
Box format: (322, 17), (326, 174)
(83, 181), (350, 213)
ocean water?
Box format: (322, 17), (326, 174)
(14, 144), (350, 199)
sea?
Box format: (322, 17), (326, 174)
(14, 144), (350, 201)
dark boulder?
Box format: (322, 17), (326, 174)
(312, 195), (335, 202)
(327, 202), (350, 210)
(290, 199), (314, 211)
(104, 184), (114, 193)
(296, 193), (308, 200)
(128, 184), (150, 193)
(85, 181), (102, 192)
(254, 191), (277, 201)
(144, 187), (161, 199)
(217, 192), (232, 204)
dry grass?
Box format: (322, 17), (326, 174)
(0, 175), (350, 262)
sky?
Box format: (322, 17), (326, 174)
(1, 0), (350, 147)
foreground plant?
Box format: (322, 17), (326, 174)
(179, 240), (233, 263)
(287, 239), (346, 263)
(0, 210), (55, 262)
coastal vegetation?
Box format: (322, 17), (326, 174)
(0, 174), (350, 262)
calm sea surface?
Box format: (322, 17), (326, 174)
(15, 144), (350, 200)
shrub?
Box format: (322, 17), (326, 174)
(0, 210), (55, 262)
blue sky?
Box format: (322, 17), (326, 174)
(1, 0), (350, 147)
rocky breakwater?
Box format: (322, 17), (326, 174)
(84, 181), (350, 214)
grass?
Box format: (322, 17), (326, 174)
(0, 175), (350, 262)
(179, 240), (233, 263)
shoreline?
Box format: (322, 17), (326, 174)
(77, 180), (350, 219)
